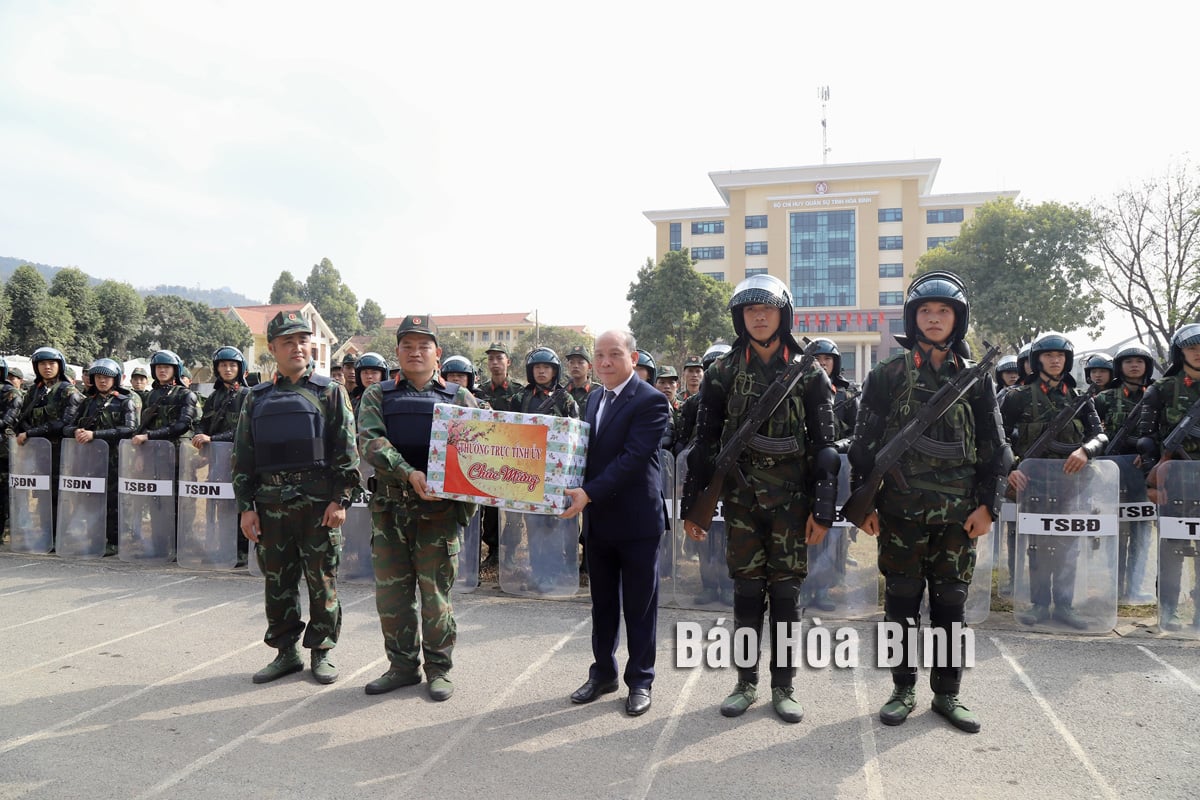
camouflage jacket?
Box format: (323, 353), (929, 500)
(515, 384), (578, 418)
(683, 341), (833, 515)
(999, 378), (1106, 461)
(63, 389), (139, 444)
(13, 379), (83, 441)
(477, 377), (524, 412)
(139, 382), (198, 441)
(850, 346), (1008, 524)
(1094, 383), (1145, 455)
(673, 391), (700, 456)
(0, 382), (22, 455)
(566, 380), (603, 417)
(196, 381), (249, 442)
(1137, 373), (1200, 459)
(831, 376), (860, 451)
(231, 364), (360, 512)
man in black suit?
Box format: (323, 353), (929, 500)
(561, 330), (670, 716)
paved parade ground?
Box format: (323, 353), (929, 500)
(2, 551), (1198, 800)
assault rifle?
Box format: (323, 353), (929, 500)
(1020, 381), (1103, 463)
(840, 342), (1002, 529)
(535, 384), (568, 415)
(1159, 392), (1200, 462)
(1102, 394), (1148, 457)
(684, 338), (818, 530)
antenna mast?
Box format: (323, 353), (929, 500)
(818, 86), (831, 164)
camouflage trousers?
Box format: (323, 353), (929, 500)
(877, 514), (976, 584)
(254, 498), (343, 651)
(723, 493), (810, 583)
(371, 495), (462, 679)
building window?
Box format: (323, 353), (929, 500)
(691, 220), (725, 235)
(927, 236), (956, 251)
(701, 271), (725, 282)
(745, 267), (768, 277)
(746, 215), (768, 229)
(879, 235), (903, 250)
(789, 209), (856, 307)
(878, 208), (903, 222)
(880, 291), (904, 306)
(669, 222), (681, 252)
(693, 246), (725, 260)
(926, 208), (965, 224)
(841, 351), (857, 376)
(878, 263), (904, 278)
(745, 241), (768, 256)
(889, 318), (906, 334)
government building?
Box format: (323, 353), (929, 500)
(643, 158), (1017, 381)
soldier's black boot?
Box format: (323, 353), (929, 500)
(252, 644), (303, 684)
(721, 580), (765, 718)
(768, 579), (804, 723)
(929, 581), (979, 732)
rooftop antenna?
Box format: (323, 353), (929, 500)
(818, 86), (831, 164)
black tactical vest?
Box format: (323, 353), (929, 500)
(380, 379), (458, 473)
(250, 384), (326, 472)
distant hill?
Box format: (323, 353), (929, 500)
(0, 256), (261, 307)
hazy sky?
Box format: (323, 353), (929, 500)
(0, 1), (1193, 343)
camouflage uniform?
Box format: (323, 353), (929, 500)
(477, 344), (525, 562)
(358, 316), (478, 687)
(232, 334), (360, 665)
(0, 361), (24, 538)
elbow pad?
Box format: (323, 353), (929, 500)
(812, 446), (840, 526)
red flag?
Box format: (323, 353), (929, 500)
(825, 313), (831, 328)
(793, 313), (800, 328)
(857, 312), (863, 327)
(805, 313), (813, 329)
(877, 312), (884, 326)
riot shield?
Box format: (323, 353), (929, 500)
(672, 446), (733, 609)
(56, 439), (110, 559)
(338, 464), (375, 583)
(176, 442), (237, 570)
(117, 439), (177, 564)
(454, 509), (481, 594)
(964, 515), (994, 625)
(498, 509), (580, 597)
(1013, 458), (1119, 634)
(8, 437), (53, 554)
(801, 455), (878, 619)
(995, 501), (1018, 598)
(1156, 460), (1200, 637)
(1098, 454), (1158, 604)
(657, 449), (676, 606)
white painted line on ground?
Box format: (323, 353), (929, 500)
(0, 576), (197, 631)
(851, 665), (885, 800)
(1137, 645), (1200, 695)
(631, 661), (704, 800)
(992, 637), (1120, 800)
(0, 577), (72, 597)
(11, 589), (262, 679)
(0, 561), (38, 572)
(391, 615), (591, 796)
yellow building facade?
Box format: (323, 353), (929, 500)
(644, 158), (1017, 381)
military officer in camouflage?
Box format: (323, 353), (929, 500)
(341, 353), (359, 396)
(8, 366), (25, 395)
(129, 366), (151, 404)
(679, 354), (704, 403)
(681, 275), (839, 724)
(233, 310), (360, 686)
(851, 272), (1008, 733)
(477, 341), (524, 569)
(673, 343), (730, 456)
(564, 345), (603, 416)
(655, 366), (681, 409)
(358, 315), (478, 701)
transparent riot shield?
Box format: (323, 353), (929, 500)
(338, 464), (374, 583)
(964, 516), (994, 624)
(56, 439), (110, 559)
(657, 449), (676, 606)
(1013, 458), (1119, 634)
(1156, 460), (1200, 637)
(454, 509), (481, 594)
(8, 437), (53, 554)
(672, 446), (733, 609)
(117, 439), (177, 564)
(498, 509), (580, 597)
(176, 442), (237, 570)
(995, 501), (1018, 598)
(1098, 454), (1158, 604)
(801, 455), (878, 619)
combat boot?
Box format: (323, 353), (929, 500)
(428, 675), (454, 701)
(771, 686), (803, 723)
(931, 693), (981, 733)
(1052, 605), (1089, 630)
(310, 649), (338, 684)
(878, 685), (917, 726)
(1160, 605), (1183, 632)
(720, 680), (758, 717)
(1016, 604), (1050, 625)
(365, 669), (422, 696)
(252, 645), (303, 684)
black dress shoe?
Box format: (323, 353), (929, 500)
(571, 678), (619, 704)
(626, 687), (652, 716)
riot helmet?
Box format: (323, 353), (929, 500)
(525, 347), (561, 386)
(1083, 352), (1114, 388)
(728, 275), (795, 349)
(1113, 343), (1156, 386)
(899, 271), (969, 355)
(87, 358), (122, 380)
(149, 349), (184, 384)
(701, 342), (732, 370)
(1017, 342), (1033, 376)
(811, 338), (842, 379)
(635, 349), (658, 384)
(440, 354), (476, 391)
(211, 345), (247, 385)
(355, 351), (390, 386)
(31, 346), (68, 384)
(1027, 331), (1074, 382)
(1164, 323), (1200, 377)
(995, 354), (1020, 384)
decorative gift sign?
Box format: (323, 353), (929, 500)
(426, 404), (588, 514)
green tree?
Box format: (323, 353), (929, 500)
(269, 270), (305, 304)
(130, 295), (251, 368)
(627, 250), (735, 370)
(48, 267), (101, 364)
(916, 198), (1103, 350)
(358, 298), (385, 333)
(512, 325), (593, 366)
(93, 280), (146, 359)
(304, 258), (360, 342)
(4, 265), (55, 354)
(0, 284), (11, 348)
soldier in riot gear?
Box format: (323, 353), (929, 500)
(351, 352), (390, 415)
(193, 346), (251, 564)
(995, 355), (1021, 394)
(440, 355), (490, 406)
(1002, 331), (1107, 630)
(681, 275), (838, 724)
(564, 345), (602, 416)
(132, 350), (197, 448)
(1084, 352), (1115, 391)
(357, 314), (479, 701)
(850, 271), (1007, 733)
(477, 342), (524, 570)
(515, 347), (578, 418)
(1137, 323), (1200, 630)
(0, 357), (25, 541)
(634, 350), (674, 450)
(233, 310), (361, 686)
(673, 343), (730, 456)
(63, 359), (139, 554)
(13, 347), (83, 538)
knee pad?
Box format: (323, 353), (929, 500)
(884, 575), (925, 599)
(929, 580), (969, 609)
(734, 577), (768, 598)
(768, 577), (803, 603)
